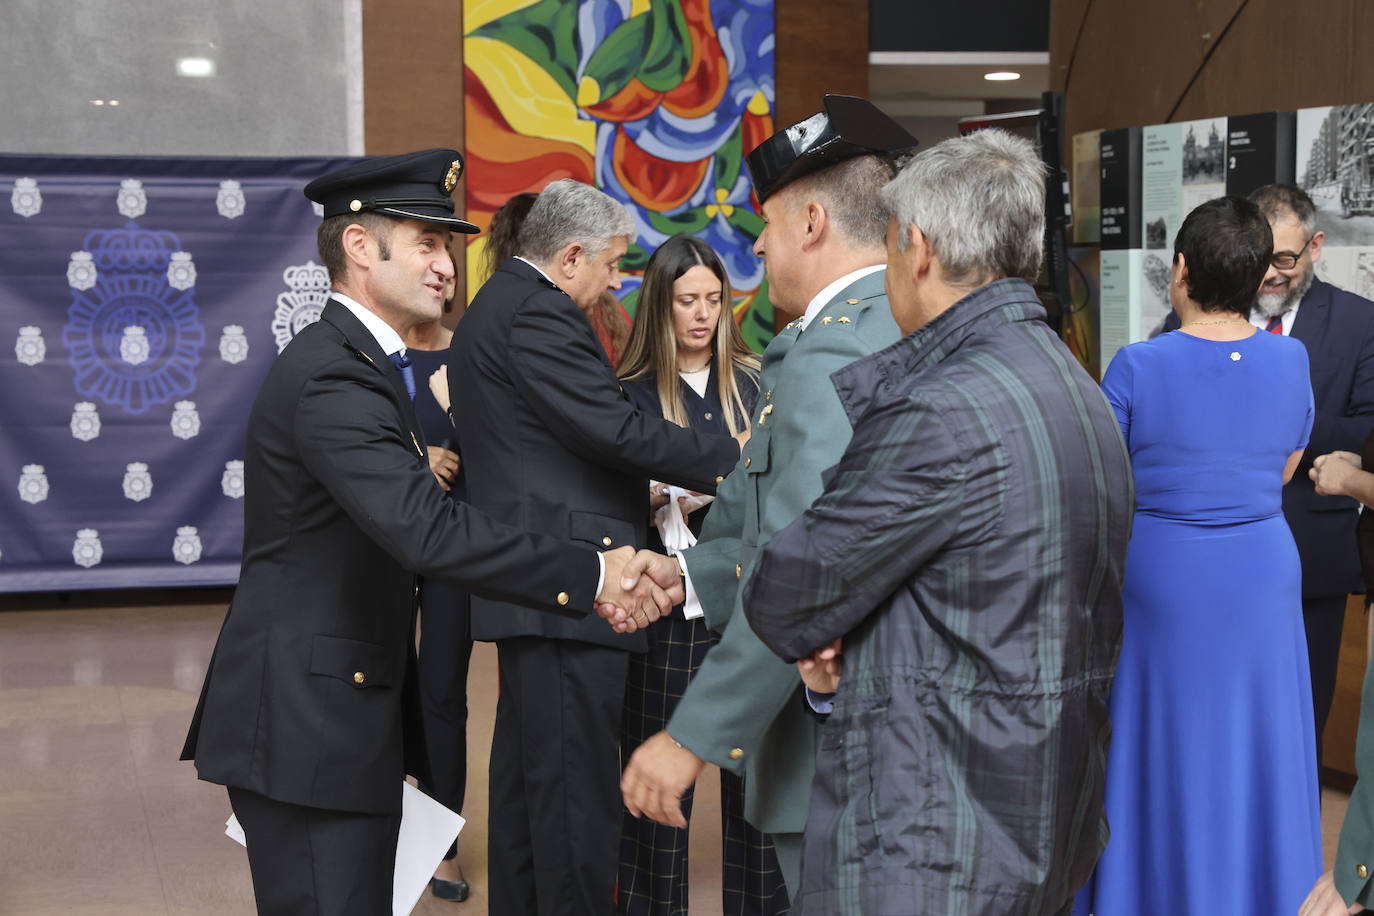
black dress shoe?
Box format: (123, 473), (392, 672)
(430, 874), (470, 902)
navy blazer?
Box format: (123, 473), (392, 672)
(182, 300), (601, 815)
(622, 361), (760, 542)
(1164, 277), (1374, 596)
(447, 258), (741, 650)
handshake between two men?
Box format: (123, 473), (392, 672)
(592, 547), (687, 634)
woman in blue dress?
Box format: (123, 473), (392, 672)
(614, 234), (788, 916)
(1076, 196), (1323, 914)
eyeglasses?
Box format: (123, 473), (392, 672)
(1272, 235), (1314, 270)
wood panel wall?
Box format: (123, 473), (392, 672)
(1050, 0), (1374, 140)
(774, 0), (869, 129)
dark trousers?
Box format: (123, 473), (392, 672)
(488, 636), (630, 916)
(417, 577), (473, 859)
(227, 785), (400, 916)
(618, 615), (790, 916)
(1305, 593), (1349, 768)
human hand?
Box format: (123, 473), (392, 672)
(426, 446), (461, 491)
(798, 638), (843, 694)
(649, 481), (671, 520)
(1311, 452), (1362, 497)
(621, 730), (705, 828)
(1299, 870), (1364, 915)
(1329, 450), (1364, 470)
(596, 548), (682, 633)
(428, 366), (451, 414)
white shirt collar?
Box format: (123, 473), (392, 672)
(331, 292), (407, 357)
(798, 264), (886, 330)
(1249, 299), (1300, 336)
(514, 256), (560, 289)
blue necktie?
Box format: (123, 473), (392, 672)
(388, 351), (416, 401)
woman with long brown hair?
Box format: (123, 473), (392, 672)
(615, 234), (785, 916)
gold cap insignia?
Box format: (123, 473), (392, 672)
(443, 159), (462, 192)
(349, 199), (362, 212)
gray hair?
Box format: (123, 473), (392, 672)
(1248, 183), (1317, 235)
(882, 128), (1045, 287)
(519, 179), (636, 264)
(779, 154), (895, 249)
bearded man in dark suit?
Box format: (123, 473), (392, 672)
(447, 179), (743, 916)
(181, 151), (676, 915)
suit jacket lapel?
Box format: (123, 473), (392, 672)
(319, 299), (427, 453)
(1289, 277), (1331, 352)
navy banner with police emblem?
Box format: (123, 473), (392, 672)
(0, 154), (361, 591)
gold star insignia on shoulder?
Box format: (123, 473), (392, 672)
(837, 316), (851, 323)
(820, 316), (833, 325)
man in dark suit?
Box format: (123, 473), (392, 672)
(447, 178), (743, 916)
(181, 151), (678, 915)
(1166, 184), (1374, 765)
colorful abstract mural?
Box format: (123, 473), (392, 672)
(463, 0), (777, 351)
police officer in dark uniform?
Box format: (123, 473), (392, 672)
(181, 150), (678, 915)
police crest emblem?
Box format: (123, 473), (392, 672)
(72, 529), (103, 568)
(271, 261), (330, 353)
(62, 223), (206, 415)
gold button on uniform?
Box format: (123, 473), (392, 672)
(557, 591), (570, 606)
(349, 199), (362, 211)
(715, 475), (725, 484)
(1359, 864), (1369, 879)
(729, 748), (744, 760)
(353, 671), (365, 684)
(846, 298), (859, 304)
(735, 564), (742, 579)
(744, 457), (751, 468)
(602, 536), (612, 547)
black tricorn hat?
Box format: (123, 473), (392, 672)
(303, 148), (479, 234)
(745, 95), (917, 204)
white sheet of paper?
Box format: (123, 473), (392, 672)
(224, 781), (465, 916)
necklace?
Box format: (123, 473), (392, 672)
(1182, 318), (1248, 327)
(678, 363), (710, 374)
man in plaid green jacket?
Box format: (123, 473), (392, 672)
(745, 129), (1134, 915)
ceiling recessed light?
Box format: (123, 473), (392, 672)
(90, 99), (105, 106)
(177, 57), (215, 78)
(984, 71), (1021, 81)
(108, 100), (120, 107)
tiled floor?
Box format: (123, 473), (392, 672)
(0, 590), (1353, 914)
(0, 591), (727, 916)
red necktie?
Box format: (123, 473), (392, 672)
(1265, 315), (1283, 335)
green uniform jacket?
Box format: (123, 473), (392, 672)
(1337, 650), (1374, 905)
(666, 269), (900, 838)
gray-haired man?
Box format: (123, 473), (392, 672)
(447, 179), (743, 915)
(744, 129), (1134, 914)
